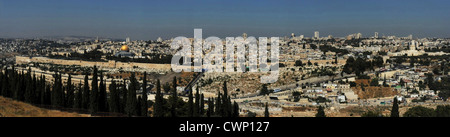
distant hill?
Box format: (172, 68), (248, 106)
(0, 96), (88, 117)
(39, 36), (123, 42)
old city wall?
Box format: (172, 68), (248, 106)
(15, 56), (172, 70)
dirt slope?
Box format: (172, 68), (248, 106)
(0, 96), (88, 117)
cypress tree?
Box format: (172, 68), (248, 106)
(90, 66), (99, 114)
(194, 87), (199, 117)
(200, 93), (205, 116)
(82, 74), (90, 109)
(40, 75), (46, 105)
(15, 70), (25, 101)
(59, 74), (65, 107)
(391, 97), (400, 117)
(74, 81), (82, 109)
(141, 72), (148, 117)
(24, 70), (33, 103)
(264, 102), (269, 117)
(222, 81), (229, 117)
(109, 80), (120, 113)
(154, 79), (164, 117)
(207, 98), (212, 117)
(169, 76), (178, 117)
(51, 72), (60, 107)
(215, 92), (221, 116)
(98, 72), (107, 112)
(227, 96), (232, 117)
(66, 74), (74, 108)
(32, 74), (39, 104)
(383, 74), (388, 87)
(0, 70), (3, 96)
(188, 87), (194, 117)
(1, 69), (10, 98)
(210, 97), (215, 116)
(120, 80), (127, 113)
(315, 106), (326, 117)
(233, 101), (239, 117)
(125, 73), (138, 117)
(136, 96), (142, 116)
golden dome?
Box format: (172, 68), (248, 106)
(120, 45), (129, 52)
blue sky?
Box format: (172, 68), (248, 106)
(0, 0), (449, 40)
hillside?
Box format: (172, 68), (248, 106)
(352, 79), (398, 99)
(0, 96), (88, 117)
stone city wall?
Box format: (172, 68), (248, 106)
(16, 56), (172, 70)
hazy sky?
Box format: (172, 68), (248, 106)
(0, 0), (449, 40)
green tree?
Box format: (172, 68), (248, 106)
(260, 84), (269, 95)
(141, 72), (148, 117)
(66, 74), (74, 108)
(362, 110), (383, 117)
(82, 74), (90, 109)
(233, 101), (239, 117)
(153, 79), (164, 117)
(188, 87), (194, 117)
(98, 72), (108, 112)
(360, 83), (365, 92)
(399, 78), (405, 87)
(294, 60), (303, 67)
(24, 69), (33, 104)
(315, 106), (326, 117)
(370, 78), (379, 87)
(125, 73), (138, 117)
(136, 96), (142, 116)
(200, 93), (205, 116)
(74, 81), (82, 109)
(435, 105), (450, 117)
(404, 106), (435, 117)
(163, 82), (171, 94)
(391, 97), (399, 117)
(109, 80), (120, 113)
(264, 102), (269, 117)
(51, 72), (64, 107)
(169, 76), (178, 117)
(120, 80), (128, 113)
(194, 87), (200, 117)
(222, 81), (230, 117)
(90, 66), (99, 114)
(207, 97), (214, 117)
(215, 92), (222, 116)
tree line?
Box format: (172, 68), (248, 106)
(0, 66), (239, 117)
(152, 79), (240, 117)
(342, 56), (384, 77)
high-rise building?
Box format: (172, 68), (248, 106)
(314, 31), (319, 39)
(126, 37), (130, 43)
(374, 32), (379, 38)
